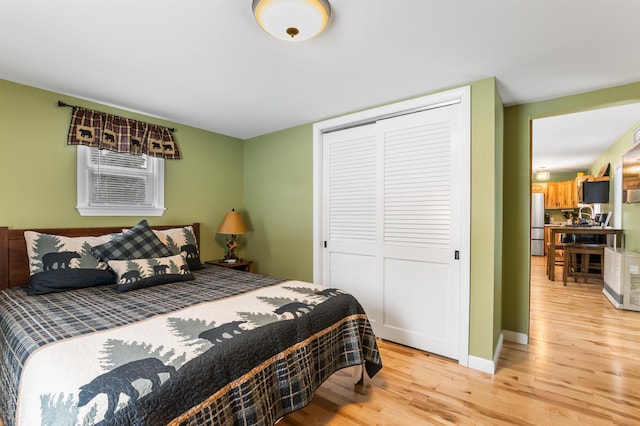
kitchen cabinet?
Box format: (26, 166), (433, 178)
(532, 183), (547, 194)
(546, 182), (558, 208)
(544, 179), (577, 208)
(558, 179), (576, 208)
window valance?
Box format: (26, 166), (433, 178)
(65, 105), (181, 160)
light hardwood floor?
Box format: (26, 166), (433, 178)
(279, 256), (640, 425)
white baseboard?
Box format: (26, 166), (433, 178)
(467, 332), (504, 375)
(602, 288), (623, 308)
(468, 355), (495, 374)
(467, 329), (530, 375)
(503, 329), (529, 345)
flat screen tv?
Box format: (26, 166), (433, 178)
(582, 180), (609, 204)
(623, 141), (640, 203)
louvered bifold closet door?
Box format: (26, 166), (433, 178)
(322, 104), (462, 359)
(323, 123), (383, 329)
(382, 111), (452, 259)
(376, 106), (461, 359)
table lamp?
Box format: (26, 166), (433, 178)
(217, 209), (248, 261)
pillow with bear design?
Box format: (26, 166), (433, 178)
(108, 253), (194, 293)
(153, 226), (202, 270)
(24, 231), (117, 295)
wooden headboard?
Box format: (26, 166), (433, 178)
(0, 223), (200, 290)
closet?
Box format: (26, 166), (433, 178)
(314, 89), (470, 361)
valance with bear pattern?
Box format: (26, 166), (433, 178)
(66, 106), (181, 160)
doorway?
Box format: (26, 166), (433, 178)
(529, 103), (640, 323)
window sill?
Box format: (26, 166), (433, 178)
(76, 206), (166, 217)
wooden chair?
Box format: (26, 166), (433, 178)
(563, 244), (605, 285)
(547, 242), (566, 274)
(547, 232), (567, 279)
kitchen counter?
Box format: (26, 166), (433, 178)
(547, 226), (623, 281)
(550, 225), (621, 231)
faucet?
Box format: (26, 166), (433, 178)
(579, 205), (593, 221)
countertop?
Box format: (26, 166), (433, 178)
(548, 225), (622, 230)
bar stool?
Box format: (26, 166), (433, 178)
(547, 242), (566, 277)
(563, 244), (605, 285)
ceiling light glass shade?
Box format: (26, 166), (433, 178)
(535, 168), (550, 181)
(252, 0), (331, 41)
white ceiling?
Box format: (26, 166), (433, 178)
(533, 103), (640, 174)
(2, 0), (640, 170)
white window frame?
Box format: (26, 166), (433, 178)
(76, 145), (166, 216)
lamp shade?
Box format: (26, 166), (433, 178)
(217, 209), (248, 235)
(252, 0), (331, 41)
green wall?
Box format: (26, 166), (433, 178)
(532, 171), (586, 183)
(0, 79), (245, 262)
(0, 75), (510, 363)
(244, 78), (504, 362)
(6, 73), (639, 364)
(503, 81), (640, 335)
(493, 83), (505, 356)
(243, 124), (314, 281)
(589, 119), (640, 251)
(467, 78), (504, 360)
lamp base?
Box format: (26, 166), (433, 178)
(224, 235), (240, 261)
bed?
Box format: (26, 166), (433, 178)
(0, 221), (381, 426)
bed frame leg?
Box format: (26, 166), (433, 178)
(354, 368), (366, 395)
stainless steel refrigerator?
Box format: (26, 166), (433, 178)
(531, 193), (545, 256)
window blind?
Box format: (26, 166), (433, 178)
(88, 149), (153, 206)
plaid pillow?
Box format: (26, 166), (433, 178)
(91, 219), (173, 261)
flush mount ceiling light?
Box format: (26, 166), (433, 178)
(252, 0), (331, 41)
(536, 167), (550, 181)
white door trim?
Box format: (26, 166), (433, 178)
(312, 86), (471, 367)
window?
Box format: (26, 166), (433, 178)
(77, 145), (165, 216)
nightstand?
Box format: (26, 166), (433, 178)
(206, 259), (253, 272)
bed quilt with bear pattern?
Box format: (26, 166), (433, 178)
(0, 266), (381, 426)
